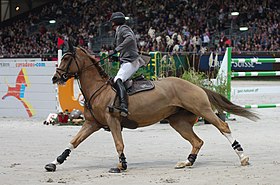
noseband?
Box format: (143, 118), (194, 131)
(56, 52), (81, 82)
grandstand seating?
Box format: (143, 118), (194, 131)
(0, 0), (279, 58)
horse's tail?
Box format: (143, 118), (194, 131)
(202, 87), (259, 121)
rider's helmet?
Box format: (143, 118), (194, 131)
(109, 12), (126, 26)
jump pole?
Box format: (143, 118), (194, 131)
(226, 47), (280, 109)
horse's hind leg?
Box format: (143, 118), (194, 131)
(199, 108), (249, 166)
(45, 120), (101, 172)
(167, 111), (203, 169)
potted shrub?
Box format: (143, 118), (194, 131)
(181, 69), (227, 123)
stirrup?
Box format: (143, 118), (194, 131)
(120, 110), (128, 117)
(119, 104), (128, 117)
(107, 105), (129, 117)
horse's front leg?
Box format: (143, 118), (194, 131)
(105, 115), (127, 173)
(45, 120), (101, 172)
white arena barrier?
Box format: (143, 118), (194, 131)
(0, 58), (58, 118)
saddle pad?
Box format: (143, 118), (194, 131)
(127, 80), (155, 95)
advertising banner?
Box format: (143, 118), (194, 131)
(199, 55), (274, 72)
(0, 58), (58, 118)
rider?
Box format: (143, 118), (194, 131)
(109, 12), (145, 117)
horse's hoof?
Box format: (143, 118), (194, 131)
(174, 161), (192, 169)
(108, 167), (122, 173)
(175, 161), (193, 169)
(241, 156), (250, 166)
(45, 163), (56, 172)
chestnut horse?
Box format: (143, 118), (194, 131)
(45, 46), (258, 173)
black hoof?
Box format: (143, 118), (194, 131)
(108, 168), (121, 173)
(45, 163), (56, 172)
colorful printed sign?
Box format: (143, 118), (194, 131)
(2, 68), (35, 117)
(0, 59), (57, 118)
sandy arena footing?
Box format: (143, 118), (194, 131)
(1, 80), (280, 185)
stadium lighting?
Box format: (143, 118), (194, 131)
(239, 26), (248, 31)
(49, 20), (56, 24)
(231, 12), (239, 16)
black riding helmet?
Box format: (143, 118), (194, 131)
(109, 12), (126, 25)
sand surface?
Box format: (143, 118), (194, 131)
(1, 80), (280, 185)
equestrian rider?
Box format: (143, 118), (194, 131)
(109, 12), (145, 117)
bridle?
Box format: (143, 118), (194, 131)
(56, 53), (80, 82)
(56, 51), (93, 82)
(55, 47), (110, 121)
(56, 48), (112, 82)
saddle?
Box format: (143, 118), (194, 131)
(124, 74), (155, 95)
(108, 75), (155, 129)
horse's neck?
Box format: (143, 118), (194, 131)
(79, 67), (108, 98)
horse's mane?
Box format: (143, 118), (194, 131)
(78, 47), (109, 79)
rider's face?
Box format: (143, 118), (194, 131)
(112, 22), (117, 30)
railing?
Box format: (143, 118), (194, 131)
(28, 18), (63, 35)
(90, 36), (115, 52)
(2, 50), (279, 59)
(0, 54), (57, 59)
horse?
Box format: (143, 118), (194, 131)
(45, 45), (259, 173)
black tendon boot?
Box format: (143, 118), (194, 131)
(115, 79), (128, 116)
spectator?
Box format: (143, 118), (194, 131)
(219, 32), (228, 48)
(202, 33), (210, 47)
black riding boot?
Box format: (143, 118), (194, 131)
(115, 79), (128, 117)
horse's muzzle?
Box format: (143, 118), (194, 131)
(52, 73), (68, 85)
(52, 75), (59, 84)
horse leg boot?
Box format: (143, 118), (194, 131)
(199, 109), (249, 166)
(45, 120), (101, 172)
(222, 132), (249, 166)
(114, 79), (128, 117)
(168, 111), (203, 168)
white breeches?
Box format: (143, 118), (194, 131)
(114, 60), (141, 82)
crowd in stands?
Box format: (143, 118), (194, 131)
(0, 0), (279, 58)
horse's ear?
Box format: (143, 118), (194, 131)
(68, 39), (75, 53)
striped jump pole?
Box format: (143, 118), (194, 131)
(226, 47), (280, 109)
(232, 58), (280, 63)
(241, 104), (280, 109)
(232, 71), (280, 77)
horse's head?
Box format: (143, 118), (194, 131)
(52, 42), (98, 85)
(52, 41), (78, 84)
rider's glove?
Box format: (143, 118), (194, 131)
(108, 49), (118, 61)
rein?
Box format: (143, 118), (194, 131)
(76, 76), (109, 113)
(56, 49), (111, 80)
(57, 48), (111, 123)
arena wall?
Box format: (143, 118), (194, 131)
(0, 58), (58, 118)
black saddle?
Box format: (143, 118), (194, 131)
(110, 74), (155, 95)
(123, 75), (155, 95)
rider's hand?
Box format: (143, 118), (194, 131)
(108, 49), (117, 56)
(108, 49), (118, 61)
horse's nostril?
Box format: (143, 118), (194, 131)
(52, 76), (58, 83)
